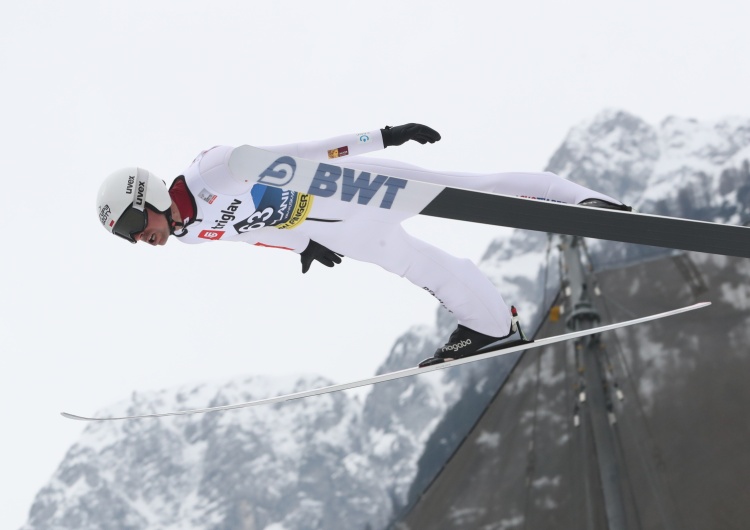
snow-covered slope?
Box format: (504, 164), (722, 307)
(22, 110), (750, 530)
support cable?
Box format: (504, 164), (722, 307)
(596, 291), (683, 530)
(540, 233), (554, 315)
(562, 320), (584, 529)
(521, 346), (544, 530)
(575, 339), (598, 530)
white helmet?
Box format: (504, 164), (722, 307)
(96, 167), (172, 243)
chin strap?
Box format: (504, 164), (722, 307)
(168, 213), (186, 237)
(166, 209), (200, 238)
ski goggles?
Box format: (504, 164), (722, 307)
(113, 206), (148, 244)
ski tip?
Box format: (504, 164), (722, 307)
(61, 412), (93, 421)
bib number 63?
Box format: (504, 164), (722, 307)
(237, 207), (274, 232)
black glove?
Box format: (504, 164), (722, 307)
(381, 123), (441, 148)
(300, 240), (343, 274)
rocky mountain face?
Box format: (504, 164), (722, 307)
(546, 109), (750, 265)
(23, 340), (517, 530)
(22, 110), (750, 530)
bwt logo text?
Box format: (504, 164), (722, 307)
(258, 157), (407, 209)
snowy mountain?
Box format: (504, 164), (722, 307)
(548, 109), (750, 265)
(22, 110), (750, 530)
(23, 348), (506, 530)
(25, 375), (394, 530)
(548, 109), (750, 219)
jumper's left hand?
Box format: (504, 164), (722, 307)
(381, 123), (441, 147)
(300, 240), (344, 274)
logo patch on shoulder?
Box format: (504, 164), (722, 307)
(327, 146), (349, 159)
(198, 230), (225, 240)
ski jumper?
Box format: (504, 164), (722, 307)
(172, 129), (621, 338)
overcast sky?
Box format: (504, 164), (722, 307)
(2, 1), (749, 527)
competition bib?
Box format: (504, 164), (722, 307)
(233, 185), (313, 233)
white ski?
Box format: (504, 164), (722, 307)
(62, 302), (710, 422)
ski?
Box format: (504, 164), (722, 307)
(61, 302), (710, 422)
(227, 146), (750, 258)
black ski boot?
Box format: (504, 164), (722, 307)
(578, 198), (633, 212)
(419, 306), (530, 368)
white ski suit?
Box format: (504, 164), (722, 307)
(172, 129), (621, 338)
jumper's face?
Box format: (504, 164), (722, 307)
(133, 208), (171, 246)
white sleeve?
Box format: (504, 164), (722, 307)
(260, 129), (385, 161)
(197, 130), (385, 196)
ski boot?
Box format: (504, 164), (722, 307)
(418, 306), (531, 368)
(577, 198), (633, 212)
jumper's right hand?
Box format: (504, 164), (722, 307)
(300, 240), (343, 274)
(381, 123), (441, 147)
